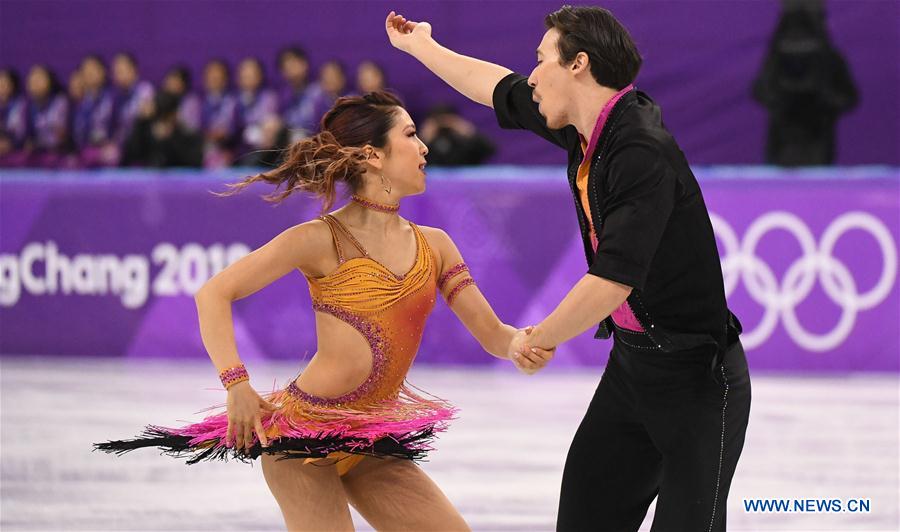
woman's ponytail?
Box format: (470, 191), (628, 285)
(213, 90), (404, 212)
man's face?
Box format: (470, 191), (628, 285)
(528, 28), (573, 129)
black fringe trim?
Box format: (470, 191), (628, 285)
(92, 426), (436, 466)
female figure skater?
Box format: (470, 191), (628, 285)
(94, 91), (553, 531)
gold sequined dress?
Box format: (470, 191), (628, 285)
(94, 214), (458, 473)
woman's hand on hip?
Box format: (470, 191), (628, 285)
(225, 382), (279, 452)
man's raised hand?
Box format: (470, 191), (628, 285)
(385, 11), (432, 53)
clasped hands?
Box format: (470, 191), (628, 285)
(508, 325), (556, 375)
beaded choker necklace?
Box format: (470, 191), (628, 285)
(351, 194), (400, 213)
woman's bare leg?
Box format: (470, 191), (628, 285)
(260, 454), (354, 531)
(340, 456), (469, 531)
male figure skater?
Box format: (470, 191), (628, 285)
(387, 6), (750, 531)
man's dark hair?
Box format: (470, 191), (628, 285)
(545, 5), (642, 90)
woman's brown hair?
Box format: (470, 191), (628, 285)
(214, 90), (404, 211)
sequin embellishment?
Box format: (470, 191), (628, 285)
(286, 301), (387, 406)
(446, 278), (476, 305)
(438, 262), (469, 291)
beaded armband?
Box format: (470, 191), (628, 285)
(446, 278), (476, 306)
(438, 262), (469, 291)
(219, 364), (249, 390)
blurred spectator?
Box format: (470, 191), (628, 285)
(356, 60), (387, 94)
(122, 91), (202, 167)
(319, 60), (348, 101)
(235, 114), (290, 168)
(161, 65), (201, 131)
(283, 59), (348, 140)
(200, 58), (239, 168)
(71, 54), (118, 167)
(752, 0), (858, 166)
(0, 68), (28, 166)
(67, 70), (85, 103)
(235, 57), (278, 160)
(111, 52), (154, 144)
(64, 70), (84, 158)
(23, 65), (69, 167)
(419, 104), (495, 166)
(277, 45), (318, 142)
(3, 49), (406, 169)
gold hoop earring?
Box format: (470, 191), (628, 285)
(380, 173), (392, 195)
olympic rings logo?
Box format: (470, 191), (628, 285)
(710, 211), (897, 352)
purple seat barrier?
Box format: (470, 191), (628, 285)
(0, 167), (897, 372)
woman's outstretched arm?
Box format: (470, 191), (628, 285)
(423, 226), (554, 373)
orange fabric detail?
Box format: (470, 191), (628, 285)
(303, 452), (366, 476)
(303, 219), (438, 406)
(576, 137), (595, 237)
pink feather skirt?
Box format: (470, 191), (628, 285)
(93, 378), (457, 466)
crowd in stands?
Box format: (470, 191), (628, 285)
(0, 47), (479, 169)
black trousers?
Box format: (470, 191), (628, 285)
(557, 337), (751, 531)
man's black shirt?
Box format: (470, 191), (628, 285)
(492, 73), (741, 355)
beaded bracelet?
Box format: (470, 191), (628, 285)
(219, 364), (249, 390)
(438, 262), (469, 291)
(446, 277), (476, 306)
